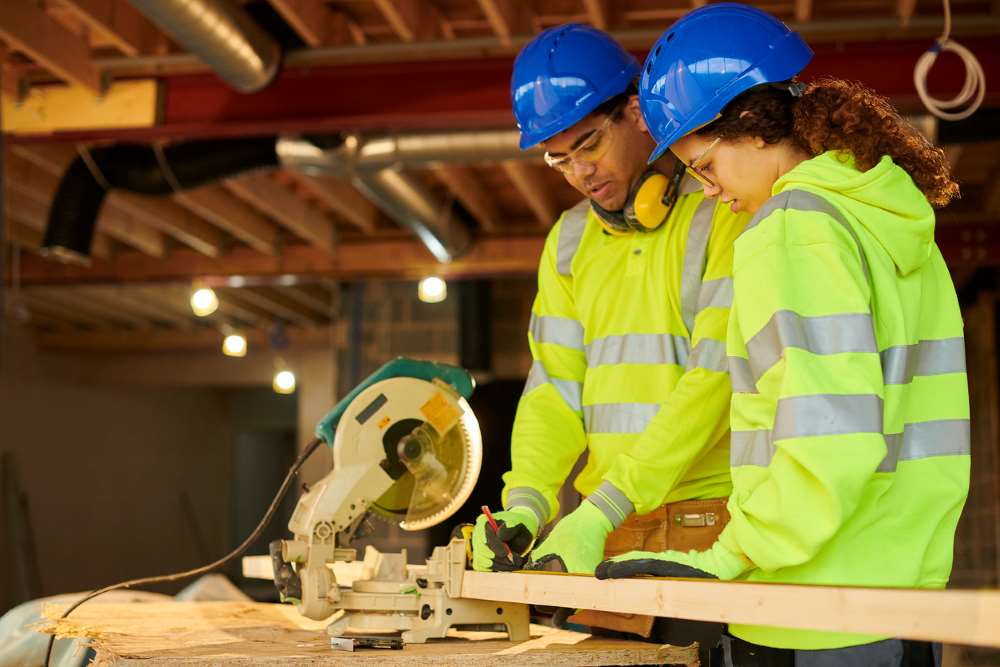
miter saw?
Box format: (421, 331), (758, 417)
(270, 357), (529, 644)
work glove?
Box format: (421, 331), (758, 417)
(595, 539), (752, 581)
(527, 499), (615, 574)
(472, 506), (539, 572)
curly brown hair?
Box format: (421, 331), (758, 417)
(695, 77), (959, 207)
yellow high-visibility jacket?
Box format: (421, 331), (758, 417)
(719, 152), (971, 649)
(501, 181), (750, 526)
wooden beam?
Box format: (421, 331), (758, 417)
(149, 284), (259, 330)
(218, 286), (322, 326)
(20, 291), (113, 330)
(462, 571), (1000, 649)
(286, 173), (378, 234)
(898, 0), (918, 27)
(477, 0), (519, 47)
(30, 286), (151, 329)
(2, 79), (159, 135)
(373, 0), (438, 42)
(35, 325), (336, 352)
(15, 235), (546, 285)
(224, 172), (335, 253)
(5, 186), (114, 259)
(4, 219), (44, 251)
(502, 160), (557, 227)
(110, 192), (226, 257)
(431, 165), (500, 233)
(582, 0), (609, 30)
(54, 0), (164, 56)
(280, 283), (334, 317)
(267, 0), (359, 47)
(76, 286), (195, 329)
(174, 185), (280, 256)
(0, 0), (101, 92)
(795, 0), (812, 23)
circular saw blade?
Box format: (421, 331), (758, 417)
(369, 397), (482, 531)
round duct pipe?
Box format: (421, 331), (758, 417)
(129, 0), (280, 93)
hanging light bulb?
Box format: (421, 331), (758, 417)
(190, 284), (219, 317)
(418, 276), (447, 303)
(273, 368), (296, 394)
(222, 333), (247, 357)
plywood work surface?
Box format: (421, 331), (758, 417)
(39, 601), (689, 666)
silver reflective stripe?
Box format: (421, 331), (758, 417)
(744, 189), (870, 280)
(522, 360), (582, 413)
(680, 197), (716, 333)
(506, 486), (551, 527)
(729, 356), (756, 393)
(881, 337), (966, 385)
(773, 394), (883, 441)
(734, 418), (970, 469)
(731, 429), (774, 467)
(747, 311), (877, 386)
(556, 200), (590, 276)
(529, 313), (584, 350)
(589, 481), (635, 528)
(698, 277), (733, 311)
(584, 403), (660, 434)
(688, 338), (727, 372)
(878, 419), (971, 472)
(586, 333), (689, 368)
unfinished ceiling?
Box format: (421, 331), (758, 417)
(1, 0), (999, 352)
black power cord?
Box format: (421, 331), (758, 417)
(44, 436), (324, 667)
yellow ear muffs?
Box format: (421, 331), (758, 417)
(632, 173), (671, 230)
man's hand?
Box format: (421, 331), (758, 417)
(595, 540), (751, 580)
(527, 500), (614, 574)
(471, 506), (540, 572)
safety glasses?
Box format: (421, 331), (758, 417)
(543, 113), (617, 174)
(684, 137), (721, 189)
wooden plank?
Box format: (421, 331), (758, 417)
(39, 602), (670, 665)
(795, 0), (812, 22)
(56, 0), (164, 56)
(581, 0), (609, 29)
(5, 187), (114, 259)
(111, 191), (226, 257)
(477, 0), (519, 47)
(502, 161), (556, 227)
(373, 0), (441, 42)
(0, 0), (101, 92)
(2, 79), (159, 135)
(286, 173), (378, 234)
(462, 571), (1000, 648)
(175, 185), (280, 256)
(36, 325), (335, 352)
(28, 287), (150, 329)
(898, 0), (918, 27)
(218, 286), (320, 326)
(267, 0), (357, 47)
(77, 286), (195, 329)
(15, 235), (547, 285)
(431, 165), (500, 233)
(224, 172), (335, 253)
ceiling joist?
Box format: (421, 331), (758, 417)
(431, 165), (500, 233)
(286, 173), (379, 235)
(501, 161), (557, 227)
(224, 172), (336, 254)
(174, 186), (280, 256)
(54, 0), (164, 57)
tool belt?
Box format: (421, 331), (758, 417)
(568, 497), (730, 637)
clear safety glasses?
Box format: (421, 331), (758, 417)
(543, 113), (617, 174)
(683, 137), (721, 189)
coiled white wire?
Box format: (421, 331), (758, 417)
(913, 0), (986, 121)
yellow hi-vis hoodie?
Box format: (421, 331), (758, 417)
(720, 151), (970, 649)
(501, 180), (750, 527)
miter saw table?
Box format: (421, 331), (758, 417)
(269, 358), (530, 645)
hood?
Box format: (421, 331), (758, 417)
(773, 151), (935, 276)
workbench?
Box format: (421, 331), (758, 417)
(40, 601), (697, 666)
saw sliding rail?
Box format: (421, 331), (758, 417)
(461, 570), (1000, 649)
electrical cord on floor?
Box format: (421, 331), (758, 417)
(913, 0), (985, 121)
(43, 436), (324, 667)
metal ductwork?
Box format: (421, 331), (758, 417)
(129, 0), (279, 93)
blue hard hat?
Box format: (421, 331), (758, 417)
(639, 3), (813, 162)
(512, 24), (641, 150)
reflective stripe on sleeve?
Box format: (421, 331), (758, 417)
(522, 360), (582, 413)
(529, 313), (584, 351)
(584, 402), (660, 434)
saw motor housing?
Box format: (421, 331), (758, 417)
(273, 364), (528, 643)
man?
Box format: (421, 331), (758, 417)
(470, 23), (750, 650)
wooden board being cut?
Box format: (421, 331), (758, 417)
(39, 601), (695, 666)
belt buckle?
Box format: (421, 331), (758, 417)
(674, 512), (716, 528)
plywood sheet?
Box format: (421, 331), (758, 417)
(39, 601), (693, 666)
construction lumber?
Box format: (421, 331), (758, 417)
(0, 0), (100, 92)
(1, 80), (159, 134)
(461, 571), (1000, 649)
(39, 602), (676, 665)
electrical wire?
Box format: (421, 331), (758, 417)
(913, 0), (986, 121)
(44, 436), (324, 667)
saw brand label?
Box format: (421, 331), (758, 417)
(355, 393), (388, 425)
(420, 392), (462, 435)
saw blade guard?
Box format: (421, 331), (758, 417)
(333, 376), (482, 531)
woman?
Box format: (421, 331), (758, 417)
(597, 4), (970, 666)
